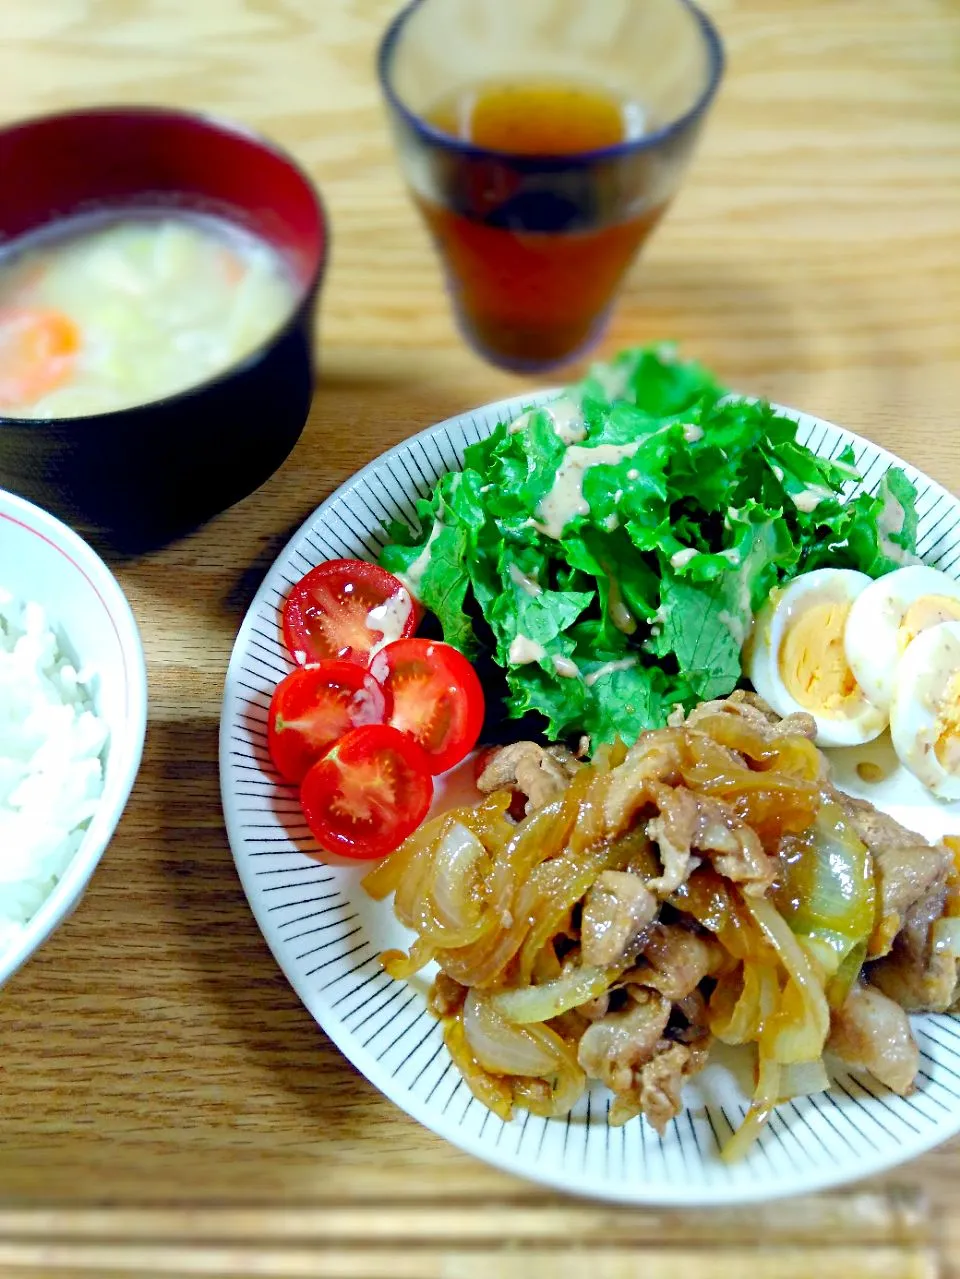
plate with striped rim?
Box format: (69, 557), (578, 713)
(220, 391), (960, 1204)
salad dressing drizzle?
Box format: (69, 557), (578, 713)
(536, 441), (642, 539)
(508, 635), (547, 665)
(508, 564), (543, 597)
(584, 657), (639, 687)
(396, 520), (443, 596)
(366, 589), (414, 656)
(552, 656), (580, 679)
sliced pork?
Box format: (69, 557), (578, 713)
(577, 989), (670, 1093)
(627, 923), (720, 1002)
(580, 871), (657, 967)
(827, 983), (919, 1095)
(476, 741), (576, 813)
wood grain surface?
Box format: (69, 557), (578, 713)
(0, 0), (958, 1274)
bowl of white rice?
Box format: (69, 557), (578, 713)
(0, 486), (147, 985)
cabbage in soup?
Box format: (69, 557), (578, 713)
(0, 213), (298, 419)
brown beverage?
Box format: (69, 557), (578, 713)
(417, 81), (666, 368)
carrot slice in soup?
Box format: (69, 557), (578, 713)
(0, 307), (81, 410)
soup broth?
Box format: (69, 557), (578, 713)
(0, 213), (298, 419)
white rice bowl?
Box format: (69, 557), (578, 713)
(0, 588), (108, 953)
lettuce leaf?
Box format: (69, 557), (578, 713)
(379, 345), (920, 746)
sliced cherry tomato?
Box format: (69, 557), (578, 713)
(281, 558), (417, 667)
(267, 661), (389, 784)
(300, 724), (433, 860)
(371, 638), (485, 776)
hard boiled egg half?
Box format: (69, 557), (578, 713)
(890, 620), (960, 800)
(844, 565), (960, 712)
(747, 569), (888, 747)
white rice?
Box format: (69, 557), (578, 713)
(0, 588), (107, 954)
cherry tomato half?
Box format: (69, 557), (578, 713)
(281, 558), (417, 667)
(267, 661), (389, 784)
(370, 638), (485, 776)
(300, 724), (433, 861)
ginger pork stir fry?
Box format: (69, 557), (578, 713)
(363, 692), (960, 1157)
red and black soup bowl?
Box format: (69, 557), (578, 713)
(0, 106), (327, 550)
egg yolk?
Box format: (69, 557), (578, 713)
(779, 599), (861, 715)
(934, 670), (960, 774)
(900, 595), (960, 650)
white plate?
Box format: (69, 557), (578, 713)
(220, 393), (960, 1204)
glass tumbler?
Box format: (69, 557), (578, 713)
(378, 0), (724, 372)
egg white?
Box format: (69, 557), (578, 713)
(844, 565), (960, 713)
(747, 568), (888, 747)
(889, 619), (960, 800)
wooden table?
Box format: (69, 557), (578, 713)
(0, 0), (957, 1274)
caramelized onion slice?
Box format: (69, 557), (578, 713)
(778, 1059), (830, 1098)
(517, 839), (634, 985)
(722, 1055), (780, 1163)
(362, 813), (445, 900)
(777, 800), (875, 977)
(462, 991), (563, 1077)
(393, 816), (456, 925)
(692, 713), (822, 780)
(711, 962), (780, 1045)
(444, 1013), (513, 1121)
(491, 964), (625, 1025)
(745, 895), (831, 1063)
(381, 937), (436, 980)
(417, 820), (491, 940)
(513, 1053), (586, 1118)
